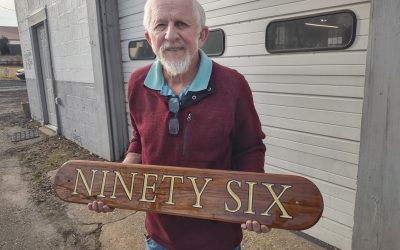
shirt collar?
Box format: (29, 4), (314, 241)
(144, 49), (212, 92)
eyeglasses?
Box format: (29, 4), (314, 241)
(168, 97), (180, 135)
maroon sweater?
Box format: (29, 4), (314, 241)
(127, 61), (266, 250)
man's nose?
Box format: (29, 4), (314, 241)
(165, 24), (179, 41)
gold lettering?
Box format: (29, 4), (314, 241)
(97, 170), (109, 198)
(261, 184), (293, 219)
(225, 180), (242, 213)
(244, 181), (257, 214)
(187, 176), (213, 208)
(72, 168), (97, 196)
(139, 173), (158, 203)
(162, 175), (184, 205)
(110, 171), (138, 200)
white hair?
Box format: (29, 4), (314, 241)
(143, 0), (206, 31)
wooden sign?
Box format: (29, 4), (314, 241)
(54, 160), (323, 230)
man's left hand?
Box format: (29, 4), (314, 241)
(241, 220), (271, 234)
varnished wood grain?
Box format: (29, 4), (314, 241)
(54, 160), (323, 230)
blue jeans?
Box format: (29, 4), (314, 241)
(145, 237), (241, 250)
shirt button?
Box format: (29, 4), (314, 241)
(192, 95), (197, 100)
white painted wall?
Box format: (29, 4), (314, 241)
(15, 0), (112, 159)
(118, 1), (371, 249)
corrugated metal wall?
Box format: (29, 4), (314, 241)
(118, 1), (371, 249)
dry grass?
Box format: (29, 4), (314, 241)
(0, 65), (22, 80)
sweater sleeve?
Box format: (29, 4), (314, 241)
(126, 72), (142, 154)
(127, 112), (142, 154)
(231, 74), (266, 173)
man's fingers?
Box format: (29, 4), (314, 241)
(97, 201), (105, 212)
(242, 220), (271, 234)
(98, 201), (114, 212)
(88, 201), (114, 213)
(102, 205), (114, 213)
(252, 221), (261, 233)
(92, 201), (100, 213)
(261, 225), (271, 233)
(245, 220), (253, 231)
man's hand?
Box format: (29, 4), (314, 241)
(122, 152), (142, 164)
(241, 220), (271, 234)
(88, 200), (114, 213)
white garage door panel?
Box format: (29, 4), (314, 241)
(321, 194), (355, 216)
(245, 74), (365, 86)
(200, 0), (274, 12)
(263, 126), (360, 154)
(266, 156), (357, 189)
(204, 0), (299, 18)
(250, 83), (364, 98)
(260, 115), (361, 141)
(216, 51), (367, 67)
(119, 0), (146, 18)
(119, 13), (144, 30)
(253, 93), (364, 113)
(120, 28), (145, 41)
(266, 137), (359, 165)
(239, 64), (366, 76)
(256, 104), (362, 128)
(122, 61), (152, 72)
(266, 145), (358, 179)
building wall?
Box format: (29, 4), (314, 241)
(117, 0), (370, 249)
(15, 0), (111, 158)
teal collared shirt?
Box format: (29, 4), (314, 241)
(144, 49), (212, 99)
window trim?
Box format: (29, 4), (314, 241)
(128, 39), (156, 61)
(203, 28), (225, 57)
(265, 10), (357, 54)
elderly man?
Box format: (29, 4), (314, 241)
(89, 0), (269, 249)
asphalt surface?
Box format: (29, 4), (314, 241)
(0, 80), (27, 92)
(0, 80), (65, 249)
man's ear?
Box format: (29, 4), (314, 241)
(198, 26), (209, 48)
(145, 31), (152, 46)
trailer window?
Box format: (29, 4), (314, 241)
(266, 11), (356, 53)
(129, 39), (155, 60)
(202, 29), (225, 57)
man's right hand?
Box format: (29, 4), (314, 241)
(88, 200), (114, 213)
(122, 152), (142, 164)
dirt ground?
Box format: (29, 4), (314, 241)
(0, 80), (329, 250)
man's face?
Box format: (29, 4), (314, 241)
(145, 0), (208, 75)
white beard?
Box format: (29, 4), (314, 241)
(156, 41), (192, 76)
